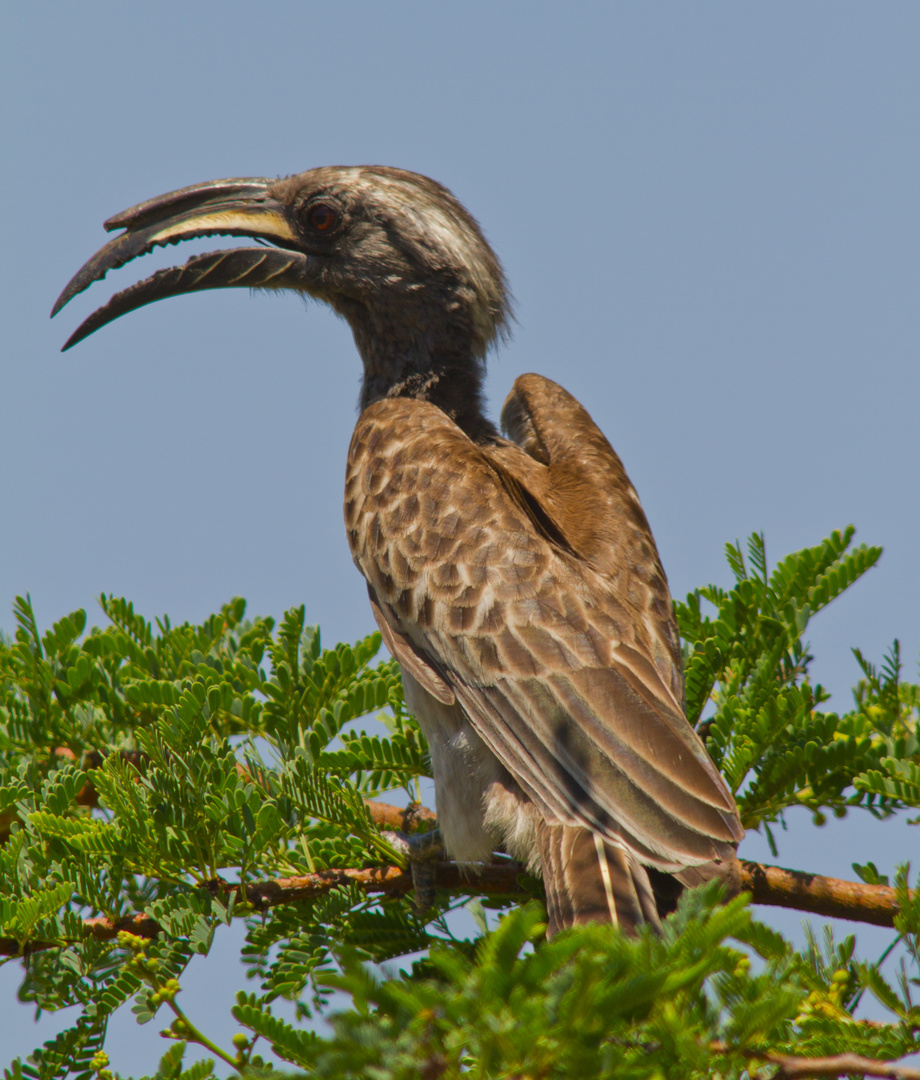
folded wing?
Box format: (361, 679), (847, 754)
(345, 375), (742, 884)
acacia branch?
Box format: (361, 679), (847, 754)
(0, 860), (521, 957)
(0, 850), (911, 959)
(1, 794), (912, 959)
(724, 1046), (920, 1079)
(368, 802), (910, 927)
(740, 859), (903, 928)
(18, 756), (912, 919)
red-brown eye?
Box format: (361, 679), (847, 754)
(306, 203), (339, 232)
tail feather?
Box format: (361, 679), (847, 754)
(537, 822), (661, 937)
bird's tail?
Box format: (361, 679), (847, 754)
(537, 823), (661, 937)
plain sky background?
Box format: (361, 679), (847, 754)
(2, 2), (918, 1073)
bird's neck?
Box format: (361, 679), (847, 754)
(347, 306), (500, 443)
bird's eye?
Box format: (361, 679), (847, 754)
(305, 203), (340, 233)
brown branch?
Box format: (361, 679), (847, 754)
(728, 1046), (920, 1079)
(0, 913), (162, 957)
(1, 853), (908, 959)
(2, 794), (913, 959)
(0, 857), (524, 957)
(739, 860), (903, 928)
(237, 857), (523, 910)
(15, 757), (913, 928)
(364, 799), (438, 832)
(360, 811), (910, 929)
(769, 1053), (920, 1079)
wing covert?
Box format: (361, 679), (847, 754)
(345, 392), (742, 873)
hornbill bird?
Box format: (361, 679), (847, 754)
(53, 166), (743, 936)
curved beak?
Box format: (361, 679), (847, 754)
(52, 177), (311, 351)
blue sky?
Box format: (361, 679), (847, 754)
(2, 2), (918, 1071)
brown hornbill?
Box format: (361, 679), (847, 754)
(53, 166), (743, 936)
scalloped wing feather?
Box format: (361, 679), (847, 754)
(344, 377), (742, 891)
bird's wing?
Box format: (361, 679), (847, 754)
(345, 380), (742, 872)
(495, 374), (686, 714)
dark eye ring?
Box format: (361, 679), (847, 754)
(305, 203), (340, 233)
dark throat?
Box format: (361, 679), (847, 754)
(346, 303), (500, 444)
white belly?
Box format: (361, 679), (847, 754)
(401, 670), (539, 872)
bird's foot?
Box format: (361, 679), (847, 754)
(383, 828), (444, 916)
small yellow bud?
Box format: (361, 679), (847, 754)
(116, 931), (146, 952)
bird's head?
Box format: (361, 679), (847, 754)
(53, 166), (511, 419)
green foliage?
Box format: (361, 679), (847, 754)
(675, 527), (919, 844)
(238, 892), (919, 1078)
(0, 528), (917, 1077)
